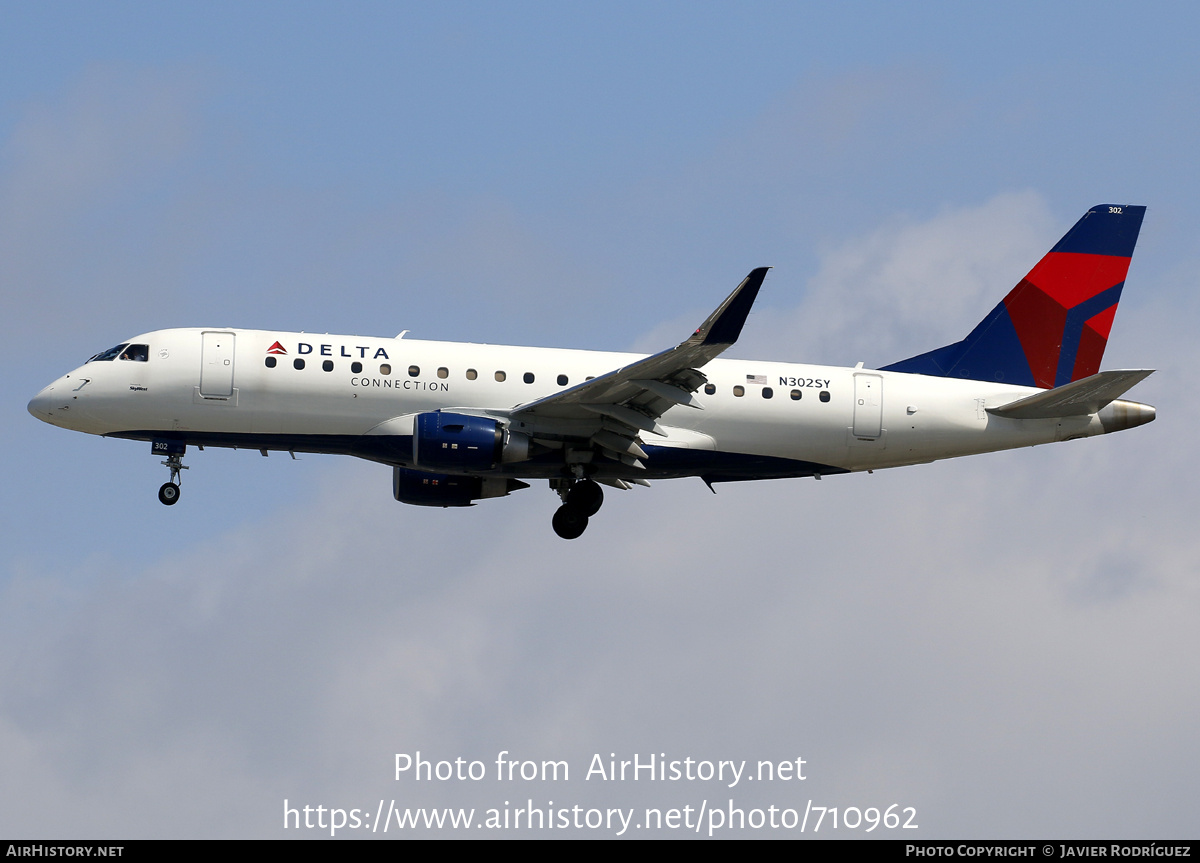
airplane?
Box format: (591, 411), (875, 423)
(28, 204), (1155, 539)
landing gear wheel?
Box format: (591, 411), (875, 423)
(552, 504), (589, 539)
(566, 480), (604, 517)
(158, 482), (181, 506)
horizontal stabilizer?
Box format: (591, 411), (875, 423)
(987, 369), (1154, 419)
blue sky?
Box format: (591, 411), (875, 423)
(2, 2), (1197, 838)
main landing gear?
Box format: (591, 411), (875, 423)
(551, 478), (604, 539)
(158, 451), (188, 506)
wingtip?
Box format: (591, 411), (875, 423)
(697, 267), (769, 347)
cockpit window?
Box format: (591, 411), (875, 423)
(119, 344), (149, 362)
(87, 343), (128, 363)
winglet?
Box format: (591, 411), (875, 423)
(690, 267), (769, 347)
(507, 268), (769, 421)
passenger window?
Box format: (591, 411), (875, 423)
(790, 389), (802, 400)
(265, 356), (277, 368)
(119, 344), (149, 362)
(380, 364), (391, 375)
(733, 386), (745, 397)
(322, 360), (334, 372)
(351, 361), (362, 373)
(466, 369), (478, 380)
(523, 372), (535, 384)
(557, 374), (568, 386)
(819, 390), (830, 402)
(437, 367), (448, 379)
(294, 358), (305, 370)
(495, 371), (506, 382)
(704, 384), (716, 395)
(408, 365), (420, 377)
(762, 387), (773, 399)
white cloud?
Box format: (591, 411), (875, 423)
(746, 192), (1059, 367)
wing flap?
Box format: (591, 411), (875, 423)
(580, 403), (668, 436)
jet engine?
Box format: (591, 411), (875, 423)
(412, 411), (530, 471)
(392, 467), (528, 507)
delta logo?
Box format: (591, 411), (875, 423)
(265, 340), (392, 359)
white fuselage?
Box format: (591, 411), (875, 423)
(28, 327), (1118, 481)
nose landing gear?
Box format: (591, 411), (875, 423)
(155, 445), (188, 506)
(551, 478), (604, 539)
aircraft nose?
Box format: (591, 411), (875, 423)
(28, 386), (54, 421)
(27, 380), (81, 426)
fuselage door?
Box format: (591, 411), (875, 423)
(200, 331), (236, 397)
(852, 373), (883, 438)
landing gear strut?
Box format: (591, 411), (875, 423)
(158, 451), (188, 506)
(551, 478), (604, 539)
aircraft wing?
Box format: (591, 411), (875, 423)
(986, 369), (1154, 419)
(504, 267), (769, 462)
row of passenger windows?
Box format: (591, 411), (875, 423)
(263, 356), (831, 401)
(265, 356), (576, 384)
(704, 382), (830, 402)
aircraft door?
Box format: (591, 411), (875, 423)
(200, 331), (236, 397)
(852, 373), (882, 438)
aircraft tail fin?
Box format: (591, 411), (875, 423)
(881, 204), (1146, 388)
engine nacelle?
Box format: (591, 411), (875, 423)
(392, 467), (528, 508)
(412, 411), (529, 471)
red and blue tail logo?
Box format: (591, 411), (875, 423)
(883, 204), (1146, 388)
